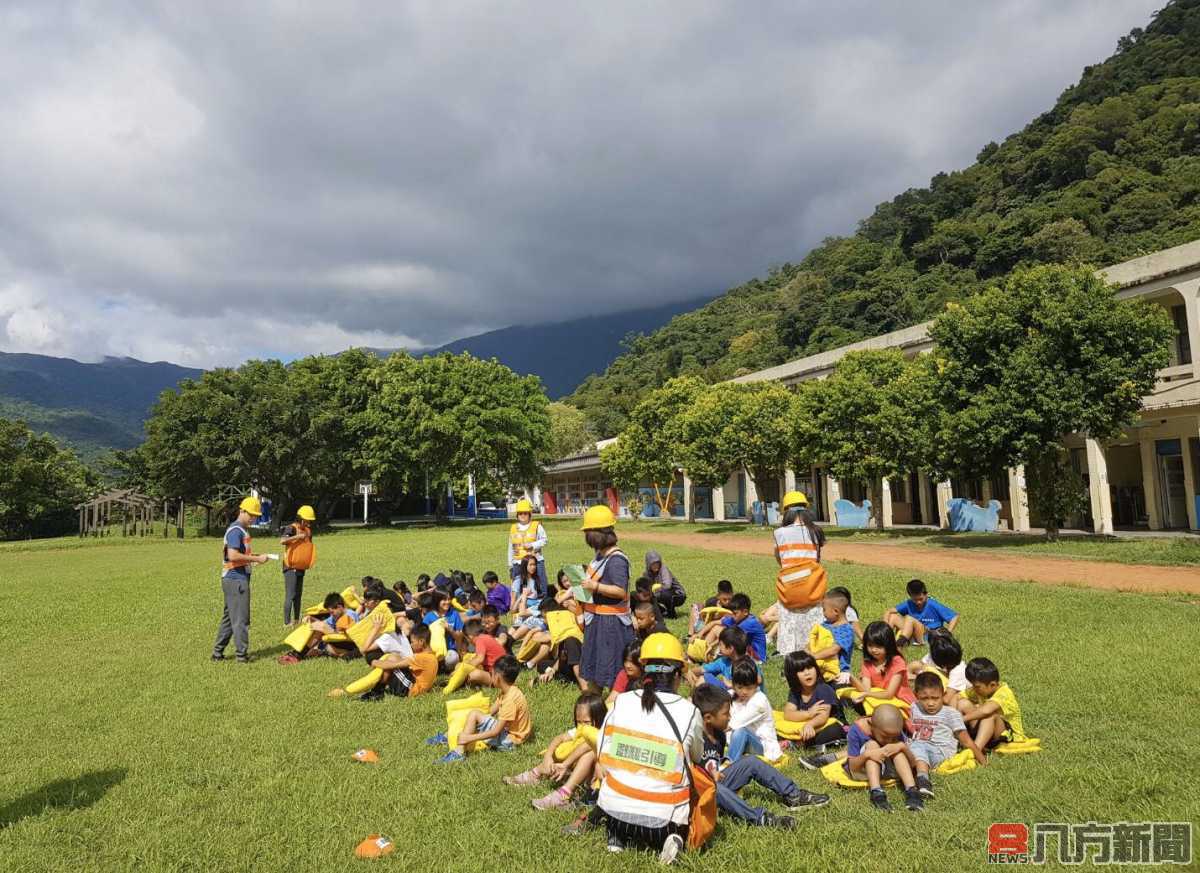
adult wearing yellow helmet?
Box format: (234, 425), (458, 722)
(576, 504), (634, 692)
(213, 496), (271, 663)
(596, 631), (703, 861)
(773, 491), (828, 658)
(508, 497), (548, 603)
(280, 505), (318, 627)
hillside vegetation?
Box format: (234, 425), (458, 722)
(569, 0), (1200, 436)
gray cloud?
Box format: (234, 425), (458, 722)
(0, 0), (1161, 367)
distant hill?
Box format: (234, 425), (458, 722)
(568, 0), (1200, 437)
(0, 353), (202, 462)
(378, 297), (716, 397)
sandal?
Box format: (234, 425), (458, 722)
(502, 769), (541, 786)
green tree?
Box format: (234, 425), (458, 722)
(793, 350), (934, 529)
(545, 402), (595, 462)
(928, 263), (1174, 538)
(0, 419), (95, 539)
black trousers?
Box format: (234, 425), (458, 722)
(283, 568), (305, 624)
(654, 588), (687, 619)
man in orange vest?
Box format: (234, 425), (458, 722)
(280, 504), (317, 627)
(213, 496), (271, 663)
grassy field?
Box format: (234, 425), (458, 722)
(2, 520), (1197, 872)
(630, 518), (1200, 566)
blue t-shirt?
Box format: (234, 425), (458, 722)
(222, 525), (250, 581)
(722, 615), (768, 661)
(823, 621), (856, 672)
(787, 681), (840, 719)
(702, 656), (764, 688)
(846, 720), (909, 770)
(895, 597), (957, 630)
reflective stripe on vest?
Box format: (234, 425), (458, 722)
(509, 522), (542, 558)
(222, 525), (251, 572)
(581, 548), (629, 617)
(604, 771), (689, 805)
(775, 524), (826, 609)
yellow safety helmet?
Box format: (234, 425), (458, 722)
(514, 498), (534, 514)
(640, 632), (685, 664)
(782, 490), (809, 510)
(238, 496), (263, 517)
(297, 504), (316, 521)
(580, 504), (617, 531)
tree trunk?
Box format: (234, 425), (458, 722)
(869, 478), (885, 531)
(686, 479), (696, 524)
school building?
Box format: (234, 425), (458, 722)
(540, 238), (1200, 534)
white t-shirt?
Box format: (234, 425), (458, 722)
(920, 653), (968, 692)
(846, 605), (860, 624)
(374, 631), (413, 658)
(729, 689), (782, 761)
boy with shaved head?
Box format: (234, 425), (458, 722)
(844, 703), (923, 812)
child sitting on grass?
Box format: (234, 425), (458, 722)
(697, 593), (767, 661)
(781, 651), (847, 755)
(690, 579), (734, 634)
(330, 622), (438, 700)
(307, 592), (360, 659)
(849, 621), (916, 712)
(464, 589), (486, 620)
(434, 656), (532, 763)
(957, 657), (1026, 749)
(480, 605), (511, 651)
(908, 627), (968, 703)
(844, 703), (923, 813)
(727, 659), (783, 763)
(632, 599), (668, 640)
(686, 625), (749, 689)
(884, 578), (958, 647)
(504, 693), (606, 810)
(461, 618), (508, 687)
(828, 586), (863, 641)
(692, 684), (828, 830)
(808, 590), (855, 686)
(483, 570), (512, 615)
(605, 641), (642, 708)
(909, 672), (986, 797)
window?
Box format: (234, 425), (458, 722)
(1173, 304), (1193, 365)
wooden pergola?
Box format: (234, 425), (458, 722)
(76, 489), (161, 538)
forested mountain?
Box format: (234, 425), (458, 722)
(569, 0), (1200, 437)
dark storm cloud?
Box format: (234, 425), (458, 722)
(0, 1), (1160, 366)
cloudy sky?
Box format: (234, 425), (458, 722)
(0, 1), (1161, 368)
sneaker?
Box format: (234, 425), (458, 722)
(356, 688), (385, 702)
(503, 769), (542, 787)
(562, 810), (594, 836)
(425, 732), (448, 746)
(277, 653), (300, 665)
(658, 833), (684, 865)
(904, 787), (925, 812)
(916, 774), (934, 798)
(210, 654), (225, 662)
(235, 655), (253, 664)
(869, 788), (892, 812)
(798, 752), (840, 771)
(532, 787), (572, 810)
(435, 750), (465, 764)
(760, 812), (796, 829)
(606, 834), (625, 854)
(783, 789), (831, 809)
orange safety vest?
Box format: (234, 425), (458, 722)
(284, 521), (316, 570)
(774, 525), (827, 610)
(221, 524), (252, 573)
(597, 693), (695, 828)
(509, 521), (543, 560)
(580, 548), (630, 617)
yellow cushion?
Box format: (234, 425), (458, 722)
(821, 748), (985, 788)
(442, 660), (474, 696)
(445, 692), (490, 752)
(687, 638), (712, 663)
(284, 624), (314, 653)
(346, 603), (395, 652)
(341, 586), (362, 613)
(543, 725), (600, 762)
(429, 619), (448, 659)
(345, 667), (384, 696)
(807, 624), (839, 682)
(700, 606), (732, 623)
(773, 710), (840, 741)
(995, 737), (1042, 755)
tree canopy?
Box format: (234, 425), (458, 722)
(0, 418), (95, 539)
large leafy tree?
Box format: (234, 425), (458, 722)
(0, 419), (95, 539)
(928, 263), (1174, 537)
(793, 350), (934, 529)
(362, 353), (551, 512)
(545, 402), (596, 462)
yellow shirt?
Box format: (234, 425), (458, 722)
(497, 685), (533, 744)
(807, 624), (840, 682)
(967, 682), (1025, 741)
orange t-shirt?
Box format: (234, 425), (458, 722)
(409, 652), (439, 696)
(497, 685), (532, 744)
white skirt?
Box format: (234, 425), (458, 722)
(776, 602), (824, 657)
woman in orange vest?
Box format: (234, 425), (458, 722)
(773, 491), (828, 657)
(576, 505), (635, 692)
(280, 505), (317, 627)
(507, 497), (548, 600)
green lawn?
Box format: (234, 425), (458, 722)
(2, 523), (1197, 872)
(628, 517), (1200, 566)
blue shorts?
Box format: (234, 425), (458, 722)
(910, 740), (953, 768)
(477, 716), (514, 750)
(515, 615), (547, 632)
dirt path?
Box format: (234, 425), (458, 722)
(624, 530), (1200, 596)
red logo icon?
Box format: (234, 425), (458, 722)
(989, 822), (1029, 856)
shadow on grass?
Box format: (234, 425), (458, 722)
(0, 768), (126, 829)
(249, 643), (288, 659)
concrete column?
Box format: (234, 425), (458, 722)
(1139, 440), (1161, 530)
(1007, 466), (1030, 533)
(783, 468), (797, 494)
(1180, 278), (1200, 373)
(917, 471), (933, 526)
(744, 470), (759, 512)
(1085, 438), (1114, 535)
(880, 477), (894, 528)
(936, 480), (953, 530)
(683, 472), (693, 521)
(1183, 420), (1199, 531)
(712, 485), (726, 521)
(825, 476), (841, 524)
